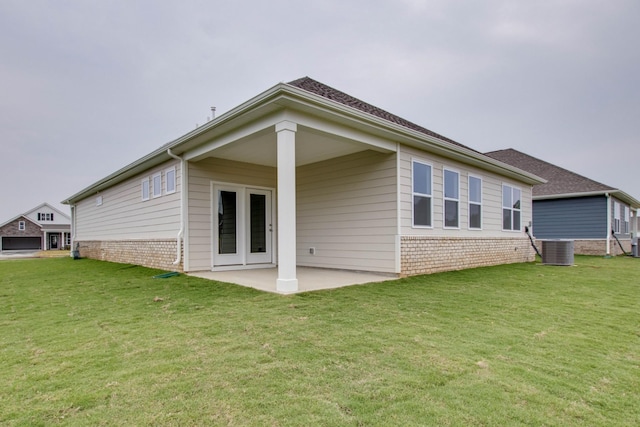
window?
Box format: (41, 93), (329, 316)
(443, 168), (459, 228)
(165, 167), (176, 194)
(96, 195), (103, 206)
(18, 221), (25, 231)
(502, 184), (521, 231)
(152, 173), (162, 198)
(37, 213), (54, 221)
(468, 175), (482, 229)
(624, 206), (630, 234)
(412, 160), (432, 227)
(613, 202), (621, 234)
(142, 178), (150, 201)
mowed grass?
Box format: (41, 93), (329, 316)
(1, 256), (639, 426)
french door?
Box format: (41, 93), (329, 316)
(213, 185), (272, 267)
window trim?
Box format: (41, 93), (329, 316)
(468, 174), (482, 230)
(141, 177), (150, 201)
(502, 183), (522, 232)
(613, 202), (621, 234)
(152, 173), (162, 198)
(165, 166), (176, 195)
(443, 167), (460, 229)
(623, 205), (629, 234)
(412, 159), (433, 228)
(18, 220), (25, 231)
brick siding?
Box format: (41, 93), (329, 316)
(546, 239), (631, 256)
(0, 217), (42, 237)
(400, 236), (535, 277)
(77, 240), (183, 272)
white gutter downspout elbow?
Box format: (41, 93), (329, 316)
(605, 193), (611, 255)
(167, 148), (184, 266)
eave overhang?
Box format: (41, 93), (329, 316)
(62, 82), (545, 205)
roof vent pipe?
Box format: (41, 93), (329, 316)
(211, 106), (216, 119)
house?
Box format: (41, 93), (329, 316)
(62, 77), (545, 293)
(485, 149), (640, 256)
(0, 203), (71, 252)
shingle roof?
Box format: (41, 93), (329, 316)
(484, 149), (615, 197)
(287, 77), (479, 153)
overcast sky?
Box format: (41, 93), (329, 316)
(1, 0), (639, 221)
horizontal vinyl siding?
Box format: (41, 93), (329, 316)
(74, 160), (181, 240)
(533, 196), (607, 239)
(399, 146), (533, 237)
(297, 150), (397, 273)
(187, 157), (276, 271)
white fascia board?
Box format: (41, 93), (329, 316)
(183, 111), (287, 161)
(281, 110), (397, 153)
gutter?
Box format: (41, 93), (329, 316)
(606, 193), (611, 255)
(167, 148), (184, 266)
(62, 80), (547, 206)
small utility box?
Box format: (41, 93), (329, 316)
(632, 237), (639, 258)
(540, 239), (574, 266)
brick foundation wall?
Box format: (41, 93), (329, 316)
(401, 236), (535, 277)
(542, 239), (631, 256)
(77, 240), (183, 272)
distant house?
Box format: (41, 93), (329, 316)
(485, 149), (640, 256)
(62, 77), (545, 293)
(0, 203), (71, 252)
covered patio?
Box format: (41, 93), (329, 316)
(188, 267), (398, 294)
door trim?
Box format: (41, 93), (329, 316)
(210, 181), (276, 270)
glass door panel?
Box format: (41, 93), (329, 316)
(218, 191), (237, 254)
(250, 194), (266, 253)
(246, 189), (272, 264)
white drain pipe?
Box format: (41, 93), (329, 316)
(167, 148), (184, 266)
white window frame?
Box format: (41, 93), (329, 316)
(141, 178), (150, 201)
(412, 159), (433, 228)
(624, 205), (630, 234)
(165, 167), (176, 195)
(502, 184), (522, 232)
(613, 202), (621, 234)
(443, 167), (460, 229)
(468, 175), (482, 230)
(18, 220), (25, 231)
(152, 173), (162, 198)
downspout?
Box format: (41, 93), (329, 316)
(167, 148), (184, 266)
(70, 204), (76, 256)
(395, 142), (402, 275)
(605, 193), (611, 255)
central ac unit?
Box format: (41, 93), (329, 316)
(541, 240), (574, 266)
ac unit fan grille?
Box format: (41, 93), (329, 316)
(541, 240), (574, 266)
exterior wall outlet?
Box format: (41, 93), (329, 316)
(309, 247), (316, 255)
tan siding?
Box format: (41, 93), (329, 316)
(75, 160), (181, 240)
(297, 150), (398, 273)
(399, 145), (533, 237)
(186, 157), (276, 271)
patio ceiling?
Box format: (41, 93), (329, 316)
(186, 122), (393, 168)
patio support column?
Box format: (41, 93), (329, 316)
(275, 120), (298, 293)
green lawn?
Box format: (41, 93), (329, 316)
(1, 256), (639, 426)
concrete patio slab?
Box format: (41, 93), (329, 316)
(188, 267), (398, 294)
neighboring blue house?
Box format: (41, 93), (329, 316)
(485, 149), (640, 256)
